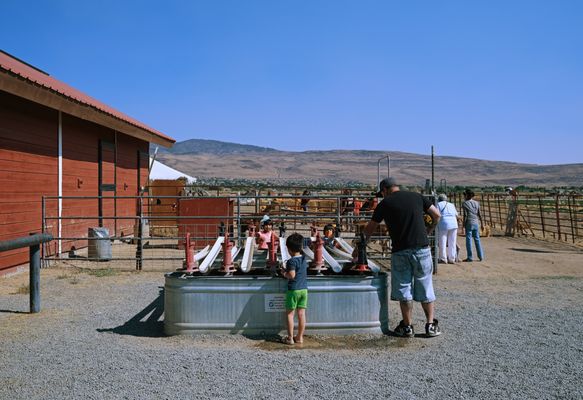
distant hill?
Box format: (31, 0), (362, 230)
(153, 139), (583, 187)
(155, 139), (281, 155)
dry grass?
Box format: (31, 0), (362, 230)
(13, 284), (29, 295)
(85, 268), (118, 278)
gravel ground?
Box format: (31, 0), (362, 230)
(1, 235), (582, 400)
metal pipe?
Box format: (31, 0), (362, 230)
(58, 111), (63, 256)
(136, 195), (143, 271)
(29, 238), (40, 313)
(44, 194), (369, 200)
(431, 145), (435, 193)
(236, 195), (241, 247)
(376, 154), (390, 187)
(432, 195), (438, 274)
(148, 146), (159, 177)
(0, 233), (53, 252)
(439, 179), (447, 193)
(0, 233), (52, 313)
(41, 196), (46, 268)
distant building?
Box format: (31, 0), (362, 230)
(0, 50), (175, 274)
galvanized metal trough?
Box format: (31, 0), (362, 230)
(164, 272), (389, 336)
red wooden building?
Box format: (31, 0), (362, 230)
(0, 50), (175, 275)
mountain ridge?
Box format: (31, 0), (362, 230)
(152, 139), (583, 187)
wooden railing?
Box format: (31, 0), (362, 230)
(449, 193), (582, 244)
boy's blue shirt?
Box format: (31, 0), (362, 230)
(285, 255), (308, 291)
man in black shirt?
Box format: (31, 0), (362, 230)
(362, 177), (442, 338)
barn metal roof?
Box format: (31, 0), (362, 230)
(0, 50), (175, 147)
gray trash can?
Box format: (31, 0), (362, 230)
(88, 227), (112, 261)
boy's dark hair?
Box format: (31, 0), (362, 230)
(286, 233), (304, 253)
(323, 224), (334, 233)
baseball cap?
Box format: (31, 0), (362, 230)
(377, 177), (398, 196)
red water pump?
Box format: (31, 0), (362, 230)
(181, 232), (199, 273)
(309, 232), (326, 273)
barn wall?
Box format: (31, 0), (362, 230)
(116, 134), (149, 237)
(60, 114), (113, 253)
(0, 91), (58, 270)
(0, 90), (151, 273)
(60, 115), (149, 254)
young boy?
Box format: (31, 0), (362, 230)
(280, 233), (308, 345)
(322, 224), (342, 249)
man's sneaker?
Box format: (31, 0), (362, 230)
(425, 319), (442, 337)
(393, 320), (414, 337)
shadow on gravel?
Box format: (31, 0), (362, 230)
(510, 247), (555, 254)
(97, 287), (165, 338)
(0, 309), (29, 314)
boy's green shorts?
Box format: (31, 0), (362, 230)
(285, 289), (308, 310)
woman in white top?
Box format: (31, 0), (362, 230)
(436, 194), (459, 263)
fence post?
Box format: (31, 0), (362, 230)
(568, 195), (575, 244)
(136, 195), (143, 271)
(29, 233), (41, 313)
(336, 196), (341, 235)
(555, 195), (562, 241)
(236, 194), (241, 247)
(538, 196), (546, 238)
(575, 196), (580, 239)
(41, 196), (46, 268)
(486, 194), (492, 228)
(496, 195), (502, 230)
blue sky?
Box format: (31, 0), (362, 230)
(2, 0), (582, 165)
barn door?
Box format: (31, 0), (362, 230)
(98, 140), (116, 230)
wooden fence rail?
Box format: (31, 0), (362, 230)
(450, 193), (583, 245)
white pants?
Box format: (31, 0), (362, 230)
(438, 228), (458, 262)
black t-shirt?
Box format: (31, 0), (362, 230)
(371, 191), (432, 253)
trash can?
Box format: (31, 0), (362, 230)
(88, 227), (112, 261)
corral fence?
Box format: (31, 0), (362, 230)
(40, 191), (438, 272)
(42, 190), (581, 272)
(448, 192), (583, 244)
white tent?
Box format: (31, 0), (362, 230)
(149, 158), (196, 183)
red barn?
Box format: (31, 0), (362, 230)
(0, 50), (175, 275)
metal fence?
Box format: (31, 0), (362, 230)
(41, 192), (439, 272)
(449, 192), (583, 244)
(0, 233), (53, 312)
